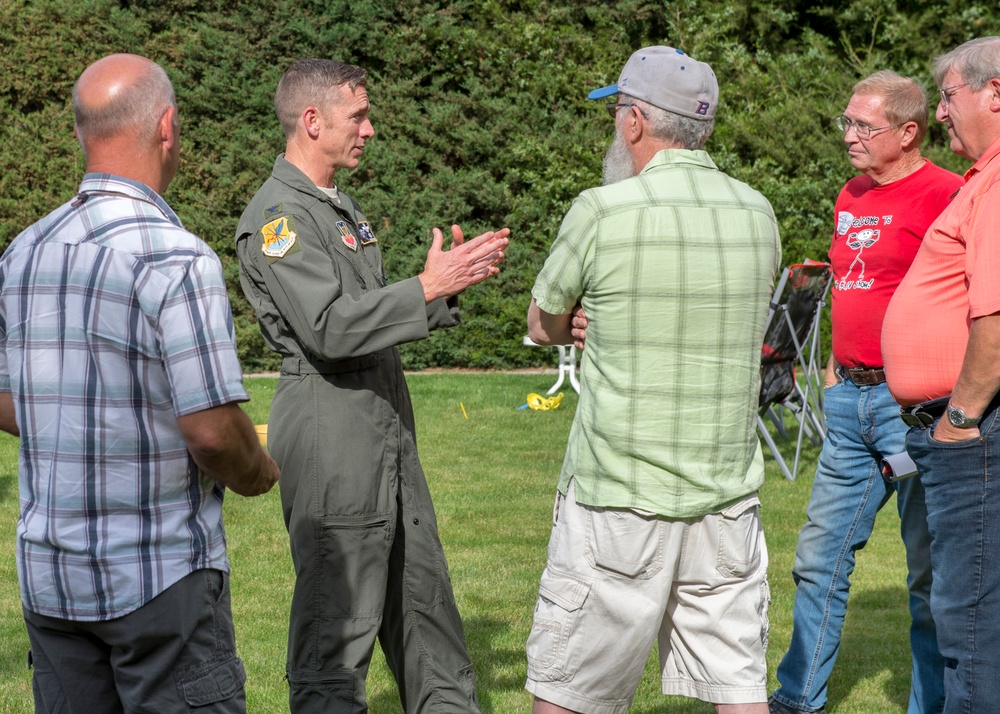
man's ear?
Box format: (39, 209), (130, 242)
(159, 105), (177, 151)
(987, 78), (1000, 113)
(898, 120), (919, 150)
(301, 106), (322, 139)
(624, 105), (644, 144)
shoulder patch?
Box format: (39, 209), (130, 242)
(261, 215), (299, 260)
(264, 203), (283, 218)
(358, 221), (377, 245)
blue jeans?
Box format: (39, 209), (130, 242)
(772, 379), (942, 713)
(906, 402), (1000, 714)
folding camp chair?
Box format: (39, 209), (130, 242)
(758, 261), (833, 481)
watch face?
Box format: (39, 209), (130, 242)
(948, 405), (978, 428)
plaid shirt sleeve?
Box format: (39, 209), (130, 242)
(159, 252), (248, 416)
(532, 195), (596, 315)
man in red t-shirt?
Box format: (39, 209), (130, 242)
(769, 71), (962, 714)
(883, 36), (1000, 713)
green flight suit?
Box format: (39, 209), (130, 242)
(235, 155), (479, 713)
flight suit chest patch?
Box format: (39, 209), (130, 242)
(358, 221), (377, 245)
(336, 221), (358, 251)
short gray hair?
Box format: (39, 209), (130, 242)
(934, 36), (1000, 90)
(72, 62), (175, 145)
(274, 59), (367, 138)
(852, 70), (928, 145)
(626, 94), (714, 150)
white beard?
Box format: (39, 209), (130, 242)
(601, 130), (636, 186)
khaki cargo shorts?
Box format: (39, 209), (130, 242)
(525, 481), (769, 714)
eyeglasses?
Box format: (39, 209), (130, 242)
(835, 115), (903, 139)
(605, 102), (648, 119)
(939, 83), (969, 104)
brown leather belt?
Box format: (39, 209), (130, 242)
(844, 366), (886, 386)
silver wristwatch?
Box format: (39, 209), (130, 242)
(947, 404), (982, 429)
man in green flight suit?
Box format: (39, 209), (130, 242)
(235, 59), (509, 714)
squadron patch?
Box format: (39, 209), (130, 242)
(261, 216), (299, 260)
(358, 221), (377, 245)
(336, 221), (358, 251)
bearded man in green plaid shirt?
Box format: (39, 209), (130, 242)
(525, 46), (781, 714)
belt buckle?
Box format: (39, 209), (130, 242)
(899, 398), (947, 429)
(847, 367), (883, 386)
(899, 408), (932, 428)
(851, 369), (871, 386)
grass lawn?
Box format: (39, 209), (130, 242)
(0, 373), (913, 713)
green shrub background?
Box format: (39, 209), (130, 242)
(2, 0), (995, 370)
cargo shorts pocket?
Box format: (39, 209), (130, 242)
(716, 496), (763, 578)
(525, 568), (591, 683)
(585, 507), (665, 579)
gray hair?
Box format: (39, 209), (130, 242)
(852, 70), (928, 145)
(72, 62), (175, 145)
(625, 94), (713, 150)
(274, 59), (368, 138)
(934, 36), (1000, 90)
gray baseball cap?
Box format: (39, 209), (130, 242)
(588, 46), (718, 121)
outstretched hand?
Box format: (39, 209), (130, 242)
(419, 224), (510, 303)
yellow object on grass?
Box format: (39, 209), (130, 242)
(526, 392), (563, 411)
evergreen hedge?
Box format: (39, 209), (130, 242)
(2, 0), (994, 370)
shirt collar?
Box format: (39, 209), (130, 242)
(78, 173), (181, 227)
(963, 134), (1000, 182)
(272, 154), (353, 212)
(641, 148), (718, 175)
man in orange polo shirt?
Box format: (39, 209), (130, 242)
(770, 70), (960, 714)
(883, 36), (1000, 714)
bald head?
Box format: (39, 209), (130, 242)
(73, 54), (176, 149)
(71, 54), (180, 193)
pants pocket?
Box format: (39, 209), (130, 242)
(716, 497), (763, 578)
(525, 568), (591, 683)
(286, 669), (355, 713)
(179, 656), (246, 708)
(204, 569), (226, 606)
(458, 662), (479, 707)
(318, 513), (392, 617)
(585, 508), (665, 579)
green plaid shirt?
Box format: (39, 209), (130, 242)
(533, 150), (781, 517)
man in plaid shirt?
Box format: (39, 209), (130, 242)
(525, 46), (780, 714)
(0, 54), (278, 713)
